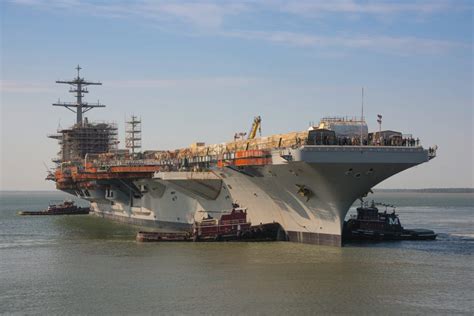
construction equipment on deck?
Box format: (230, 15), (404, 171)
(248, 116), (262, 139)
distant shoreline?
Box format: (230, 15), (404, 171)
(374, 188), (474, 193)
(1, 188), (473, 194)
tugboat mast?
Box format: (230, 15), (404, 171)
(52, 65), (105, 125)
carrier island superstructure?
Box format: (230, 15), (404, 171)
(48, 67), (437, 246)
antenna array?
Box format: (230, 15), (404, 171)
(52, 65), (105, 125)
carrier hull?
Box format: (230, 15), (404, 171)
(74, 146), (429, 246)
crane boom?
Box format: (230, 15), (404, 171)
(248, 116), (262, 139)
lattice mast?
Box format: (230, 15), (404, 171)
(53, 65), (105, 125)
(125, 115), (142, 157)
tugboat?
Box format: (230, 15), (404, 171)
(344, 200), (437, 241)
(136, 203), (282, 242)
(193, 203), (252, 241)
(18, 200), (90, 216)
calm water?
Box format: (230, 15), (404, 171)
(1, 191), (473, 314)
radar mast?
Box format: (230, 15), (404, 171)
(52, 65), (105, 125)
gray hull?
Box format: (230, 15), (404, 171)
(75, 146), (431, 246)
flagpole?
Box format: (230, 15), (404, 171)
(360, 87), (364, 145)
(377, 114), (382, 145)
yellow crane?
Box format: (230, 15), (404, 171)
(248, 116), (262, 139)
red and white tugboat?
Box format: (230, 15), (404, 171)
(136, 203), (283, 242)
(193, 203), (252, 241)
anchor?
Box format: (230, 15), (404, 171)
(295, 184), (313, 202)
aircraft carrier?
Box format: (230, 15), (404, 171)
(47, 67), (437, 246)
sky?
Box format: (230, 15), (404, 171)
(0, 0), (473, 190)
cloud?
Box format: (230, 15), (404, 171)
(107, 77), (257, 89)
(1, 77), (257, 93)
(280, 0), (464, 16)
(9, 0), (248, 28)
(139, 2), (247, 28)
(12, 0), (468, 28)
(222, 30), (464, 55)
(8, 0), (470, 55)
(0, 80), (54, 93)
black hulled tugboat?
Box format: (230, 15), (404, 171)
(344, 200), (437, 241)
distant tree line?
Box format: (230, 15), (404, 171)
(375, 188), (474, 193)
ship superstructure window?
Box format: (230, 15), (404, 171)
(307, 129), (336, 145)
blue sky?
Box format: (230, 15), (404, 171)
(1, 0), (473, 190)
